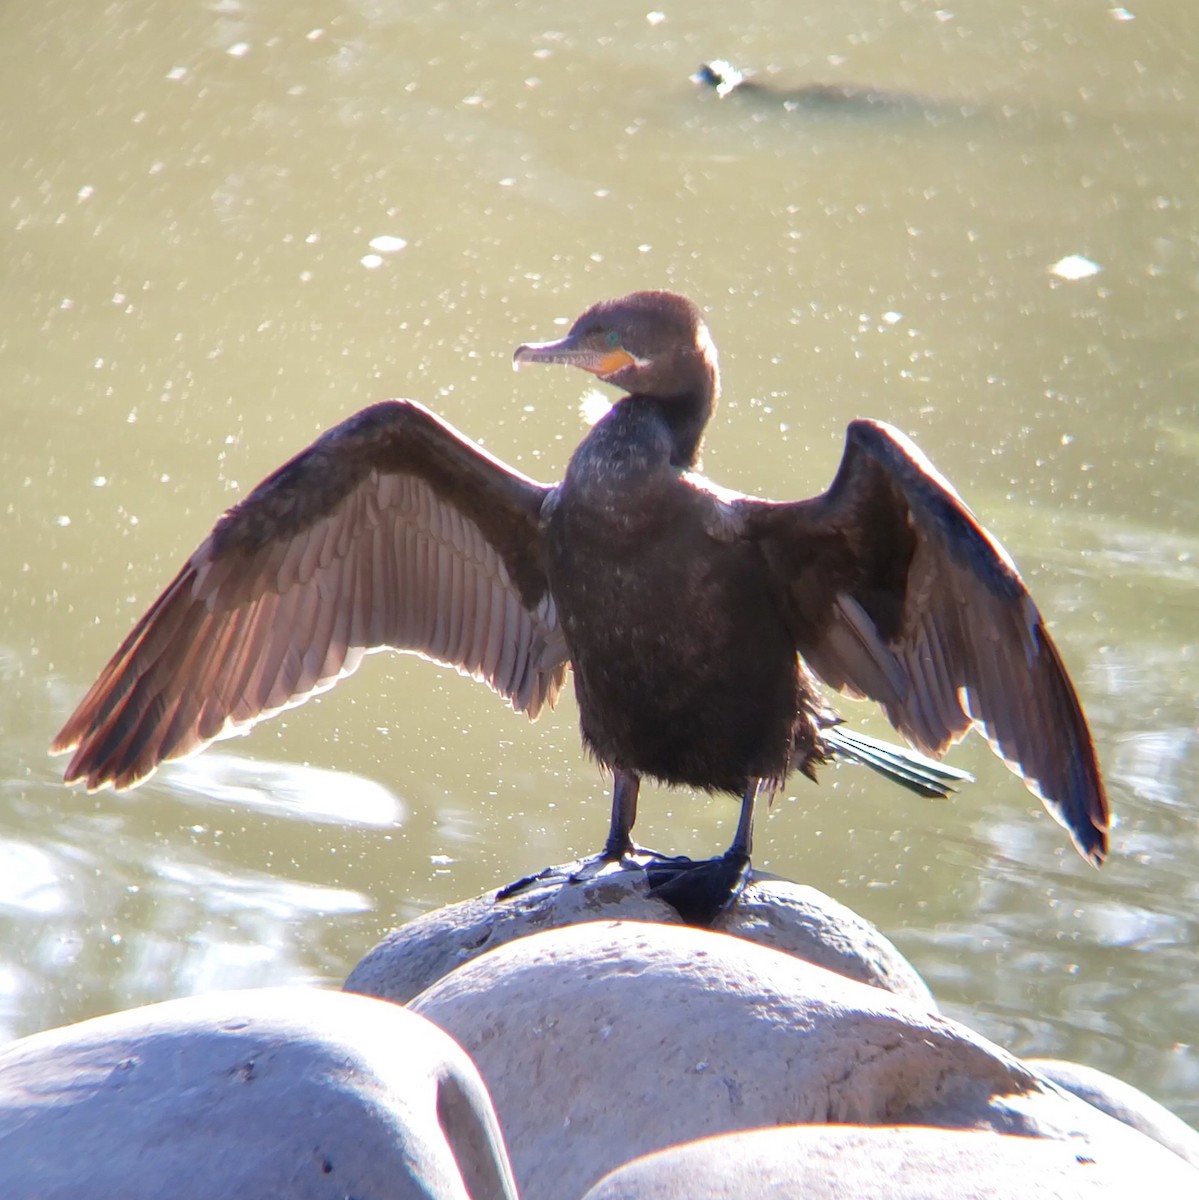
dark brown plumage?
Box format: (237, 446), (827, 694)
(52, 290), (1109, 924)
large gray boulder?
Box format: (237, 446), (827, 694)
(346, 858), (932, 1005)
(0, 987), (517, 1200)
(1028, 1057), (1199, 1168)
(578, 1124), (1199, 1199)
(407, 920), (1184, 1200)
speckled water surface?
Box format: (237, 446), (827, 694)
(2, 0), (1196, 1121)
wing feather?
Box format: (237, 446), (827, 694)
(744, 418), (1108, 863)
(52, 400), (569, 790)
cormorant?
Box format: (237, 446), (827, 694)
(52, 290), (1109, 924)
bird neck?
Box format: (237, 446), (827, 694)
(626, 385), (714, 470)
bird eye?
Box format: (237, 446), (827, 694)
(604, 330), (621, 348)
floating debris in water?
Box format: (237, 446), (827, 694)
(369, 235), (408, 254)
(693, 60), (746, 99)
(1049, 254), (1102, 281)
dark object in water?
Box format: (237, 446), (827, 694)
(52, 291), (1109, 925)
(693, 60), (952, 117)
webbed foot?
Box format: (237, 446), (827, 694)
(495, 844), (695, 903)
(644, 850), (751, 927)
(495, 866), (559, 901)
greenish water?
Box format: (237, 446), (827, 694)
(1, 0), (1196, 1121)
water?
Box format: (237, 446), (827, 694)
(2, 0), (1196, 1122)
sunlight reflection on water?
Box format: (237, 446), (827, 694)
(164, 752), (405, 827)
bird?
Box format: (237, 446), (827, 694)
(52, 290), (1109, 925)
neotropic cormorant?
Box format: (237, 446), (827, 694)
(52, 291), (1109, 924)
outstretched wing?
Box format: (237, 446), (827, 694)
(742, 418), (1109, 864)
(52, 400), (570, 790)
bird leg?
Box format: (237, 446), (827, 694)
(496, 768), (685, 903)
(602, 767), (640, 859)
(644, 779), (760, 927)
(728, 776), (758, 859)
(600, 768), (693, 864)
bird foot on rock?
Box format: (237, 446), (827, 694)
(495, 844), (697, 903)
(494, 866), (559, 902)
(644, 850), (751, 928)
(622, 845), (693, 867)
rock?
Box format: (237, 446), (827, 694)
(578, 1124), (1199, 1199)
(407, 921), (1180, 1200)
(0, 987), (516, 1200)
(345, 857), (933, 1005)
(1028, 1057), (1199, 1167)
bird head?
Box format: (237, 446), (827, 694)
(514, 290), (720, 402)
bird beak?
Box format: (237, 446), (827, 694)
(513, 336), (636, 378)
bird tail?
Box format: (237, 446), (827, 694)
(823, 726), (973, 799)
